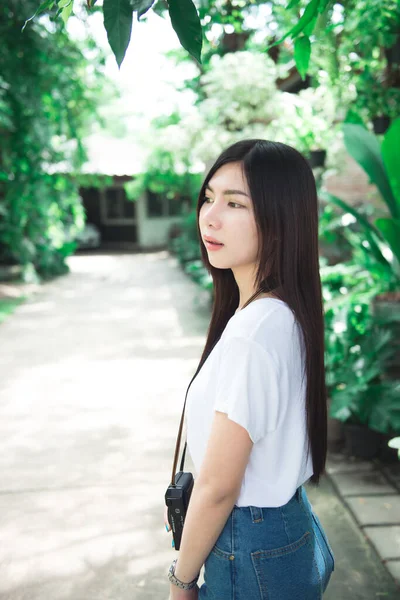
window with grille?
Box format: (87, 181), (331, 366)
(101, 187), (136, 225)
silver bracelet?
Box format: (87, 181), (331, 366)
(168, 558), (200, 590)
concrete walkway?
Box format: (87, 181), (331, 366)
(0, 250), (398, 600)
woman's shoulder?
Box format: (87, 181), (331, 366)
(225, 299), (296, 337)
(223, 299), (303, 358)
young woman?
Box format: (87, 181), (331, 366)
(164, 139), (335, 599)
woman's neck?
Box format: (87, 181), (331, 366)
(235, 290), (281, 314)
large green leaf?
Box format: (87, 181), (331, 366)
(267, 0), (321, 49)
(320, 190), (390, 268)
(375, 218), (400, 264)
(343, 123), (398, 218)
(381, 117), (400, 219)
(294, 35), (311, 80)
(103, 0), (133, 68)
(168, 0), (202, 64)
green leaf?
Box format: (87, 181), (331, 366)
(381, 117), (400, 219)
(303, 14), (317, 37)
(286, 0), (301, 9)
(344, 109), (365, 126)
(267, 0), (321, 49)
(22, 0), (55, 32)
(131, 0), (155, 19)
(375, 218), (400, 264)
(343, 123), (398, 218)
(319, 190), (390, 268)
(57, 0), (74, 23)
(60, 1), (74, 24)
(103, 0), (133, 68)
(168, 0), (202, 64)
(294, 35), (311, 80)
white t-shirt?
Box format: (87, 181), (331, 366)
(186, 298), (313, 508)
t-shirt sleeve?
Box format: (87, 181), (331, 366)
(213, 336), (280, 444)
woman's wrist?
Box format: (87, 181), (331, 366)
(175, 564), (200, 584)
(169, 559), (200, 588)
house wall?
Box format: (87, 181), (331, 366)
(79, 183), (187, 250)
(138, 214), (183, 248)
(136, 190), (184, 248)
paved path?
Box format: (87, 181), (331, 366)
(0, 250), (398, 599)
(324, 452), (400, 593)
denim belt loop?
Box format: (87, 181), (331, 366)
(296, 485), (303, 503)
(249, 505), (264, 523)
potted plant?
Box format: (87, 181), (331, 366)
(352, 71), (400, 134)
(323, 290), (400, 459)
(372, 115), (391, 135)
(308, 149), (327, 168)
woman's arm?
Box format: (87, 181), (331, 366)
(173, 410), (253, 583)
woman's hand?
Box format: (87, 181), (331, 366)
(169, 583), (199, 600)
(165, 506), (200, 598)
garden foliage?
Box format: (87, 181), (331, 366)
(0, 1), (106, 279)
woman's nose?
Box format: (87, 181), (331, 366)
(202, 200), (223, 224)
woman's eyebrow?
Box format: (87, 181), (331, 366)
(205, 183), (249, 198)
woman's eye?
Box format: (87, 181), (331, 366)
(203, 197), (243, 208)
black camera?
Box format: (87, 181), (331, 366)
(165, 470), (194, 551)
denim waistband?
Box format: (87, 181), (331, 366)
(233, 486), (304, 524)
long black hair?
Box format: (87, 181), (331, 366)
(193, 139), (327, 484)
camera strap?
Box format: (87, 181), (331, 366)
(170, 349), (212, 486)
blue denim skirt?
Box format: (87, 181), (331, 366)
(199, 486), (334, 600)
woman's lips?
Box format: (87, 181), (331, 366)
(204, 240), (225, 251)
